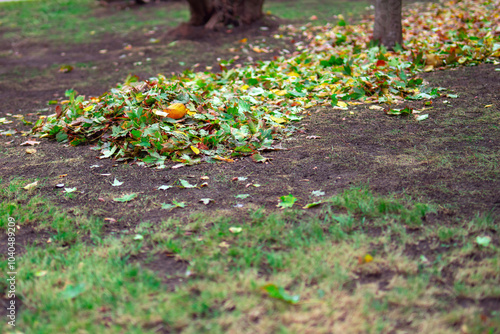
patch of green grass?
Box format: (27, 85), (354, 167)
(1, 180), (498, 333)
(0, 0), (189, 44)
(0, 178), (103, 244)
(265, 0), (371, 24)
(0, 0), (371, 45)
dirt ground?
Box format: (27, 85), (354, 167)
(1, 8), (499, 234)
(0, 1), (499, 321)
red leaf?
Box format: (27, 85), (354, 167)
(197, 142), (209, 150)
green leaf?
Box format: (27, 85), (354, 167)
(200, 198), (213, 205)
(113, 193), (137, 202)
(476, 236), (491, 247)
(235, 194), (250, 199)
(56, 131), (68, 143)
(251, 153), (272, 163)
(302, 201), (322, 209)
(158, 185), (173, 191)
(133, 234), (144, 241)
(60, 283), (86, 300)
(172, 199), (186, 208)
(179, 179), (197, 188)
(111, 178), (123, 187)
(64, 187), (77, 193)
(277, 194), (297, 209)
(330, 94), (338, 107)
(385, 107), (412, 116)
(260, 284), (300, 304)
(415, 114), (429, 121)
(311, 190), (325, 197)
(161, 203), (176, 210)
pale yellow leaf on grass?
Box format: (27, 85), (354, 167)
(229, 227), (242, 234)
(23, 181), (38, 190)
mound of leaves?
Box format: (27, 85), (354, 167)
(32, 0), (500, 167)
(33, 74), (298, 167)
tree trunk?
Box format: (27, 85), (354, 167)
(373, 0), (403, 50)
(186, 0), (214, 26)
(187, 0), (265, 29)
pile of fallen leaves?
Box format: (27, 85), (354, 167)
(32, 0), (500, 167)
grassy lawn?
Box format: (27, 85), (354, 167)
(3, 180), (498, 333)
(0, 0), (499, 333)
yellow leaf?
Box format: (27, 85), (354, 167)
(214, 156), (235, 163)
(23, 181), (38, 190)
(164, 103), (188, 119)
(337, 101), (348, 108)
(269, 115), (287, 124)
(190, 145), (200, 155)
(26, 148), (36, 154)
(484, 104), (493, 108)
(83, 105), (94, 112)
(288, 72), (300, 77)
(425, 54), (442, 66)
(274, 90), (287, 96)
(229, 227), (242, 234)
(364, 254), (373, 263)
(241, 85), (249, 91)
(423, 65), (434, 72)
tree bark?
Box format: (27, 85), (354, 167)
(373, 0), (403, 50)
(186, 0), (214, 26)
(187, 0), (265, 29)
